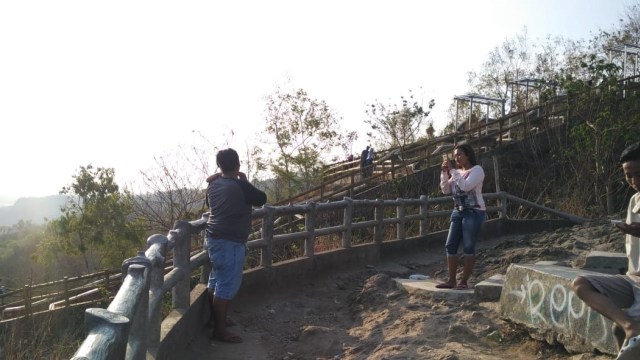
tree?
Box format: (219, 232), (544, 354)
(35, 165), (144, 274)
(0, 221), (47, 286)
(555, 55), (640, 215)
(440, 27), (586, 136)
(134, 146), (211, 233)
(467, 27), (534, 113)
(364, 88), (435, 149)
(261, 87), (346, 200)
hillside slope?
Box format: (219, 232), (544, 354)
(0, 195), (67, 226)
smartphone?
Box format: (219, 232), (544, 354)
(611, 219), (624, 224)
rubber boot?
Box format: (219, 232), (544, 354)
(459, 255), (475, 286)
(446, 255), (459, 284)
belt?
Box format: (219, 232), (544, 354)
(454, 205), (481, 211)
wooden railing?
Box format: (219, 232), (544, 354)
(70, 191), (586, 360)
(279, 98), (572, 207)
(0, 268), (120, 320)
(291, 73), (640, 207)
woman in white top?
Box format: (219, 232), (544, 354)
(436, 143), (486, 290)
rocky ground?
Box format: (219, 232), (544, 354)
(186, 218), (625, 360)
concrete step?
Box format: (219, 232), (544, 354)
(393, 278), (475, 301)
(583, 250), (627, 274)
(394, 274), (506, 303)
(474, 274), (504, 302)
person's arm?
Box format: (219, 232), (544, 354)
(235, 173), (267, 206)
(450, 166), (485, 192)
(206, 173), (222, 183)
(616, 223), (640, 237)
(440, 173), (452, 194)
(439, 160), (452, 194)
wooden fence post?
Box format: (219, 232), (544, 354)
(349, 171), (354, 198)
(24, 285), (31, 318)
(419, 195), (429, 236)
(304, 203), (316, 257)
(261, 206), (274, 267)
(493, 153), (501, 194)
(64, 276), (70, 308)
(71, 308), (130, 360)
(200, 230), (212, 285)
(146, 234), (168, 353)
(374, 199), (384, 244)
(342, 197), (353, 249)
(171, 223), (190, 310)
(396, 199), (405, 241)
(391, 158), (396, 180)
(104, 269), (110, 292)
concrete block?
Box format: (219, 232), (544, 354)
(535, 260), (561, 266)
(499, 264), (617, 356)
(393, 278), (475, 301)
(474, 274), (504, 302)
(583, 251), (627, 274)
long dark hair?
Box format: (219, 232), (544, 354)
(455, 144), (477, 166)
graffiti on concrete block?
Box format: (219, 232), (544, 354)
(507, 273), (611, 347)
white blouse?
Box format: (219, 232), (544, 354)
(440, 165), (486, 211)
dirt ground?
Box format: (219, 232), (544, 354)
(186, 218), (625, 360)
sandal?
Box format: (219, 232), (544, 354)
(435, 282), (455, 289)
(618, 335), (640, 359)
(206, 317), (237, 328)
(211, 331), (243, 344)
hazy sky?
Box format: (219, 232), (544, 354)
(0, 0), (632, 200)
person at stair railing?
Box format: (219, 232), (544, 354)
(436, 143), (486, 290)
(360, 145), (370, 178)
(366, 146), (375, 177)
(204, 148), (267, 344)
(572, 142), (640, 359)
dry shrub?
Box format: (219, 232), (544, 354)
(314, 234), (342, 253)
(0, 307), (85, 359)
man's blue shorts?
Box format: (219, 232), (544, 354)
(205, 236), (245, 300)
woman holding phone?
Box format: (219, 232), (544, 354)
(436, 143), (486, 290)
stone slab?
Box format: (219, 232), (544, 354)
(393, 278), (475, 301)
(499, 263), (617, 355)
(474, 274), (504, 302)
(583, 251), (627, 274)
(535, 260), (561, 266)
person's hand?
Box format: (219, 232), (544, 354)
(616, 222), (640, 237)
(206, 173), (222, 183)
(441, 160), (450, 173)
(237, 172), (247, 181)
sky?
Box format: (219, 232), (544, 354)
(0, 0), (633, 202)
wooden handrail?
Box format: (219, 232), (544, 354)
(278, 104), (570, 206)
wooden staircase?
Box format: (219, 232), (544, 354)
(272, 97), (571, 206)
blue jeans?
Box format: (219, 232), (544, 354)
(445, 209), (486, 256)
(205, 236), (245, 300)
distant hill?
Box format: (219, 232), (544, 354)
(0, 195), (18, 207)
(0, 195), (68, 226)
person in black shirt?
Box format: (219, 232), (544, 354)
(204, 148), (267, 343)
(360, 146), (370, 178)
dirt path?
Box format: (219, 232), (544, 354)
(186, 219), (622, 360)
